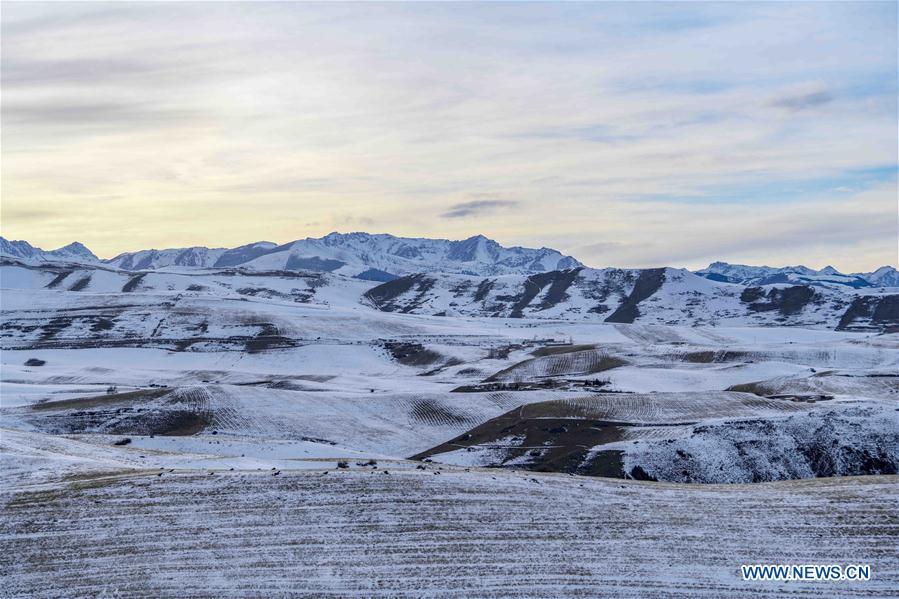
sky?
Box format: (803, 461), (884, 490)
(1, 1), (897, 271)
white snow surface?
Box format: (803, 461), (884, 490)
(1, 251), (897, 597)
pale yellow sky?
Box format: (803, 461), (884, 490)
(2, 2), (897, 270)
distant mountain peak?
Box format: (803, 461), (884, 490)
(0, 236), (98, 263)
(857, 265), (899, 287)
(52, 241), (99, 260)
(694, 261), (894, 289)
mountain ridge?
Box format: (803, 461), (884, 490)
(0, 238), (100, 263)
(2, 233), (584, 279)
(1, 234), (895, 287)
(695, 261), (898, 289)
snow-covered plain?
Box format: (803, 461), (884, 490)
(1, 256), (897, 596)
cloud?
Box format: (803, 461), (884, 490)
(770, 90), (834, 111)
(332, 214), (375, 228)
(566, 183), (897, 271)
(3, 101), (200, 128)
(441, 200), (518, 219)
(0, 207), (58, 223)
(2, 57), (165, 87)
(216, 176), (381, 195)
(573, 241), (626, 255)
(1, 2), (895, 270)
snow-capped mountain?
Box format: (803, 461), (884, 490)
(694, 261), (891, 289)
(695, 262), (813, 283)
(3, 233), (895, 294)
(0, 237), (99, 264)
(856, 266), (899, 288)
(104, 242), (280, 271)
(51, 242), (100, 262)
(106, 246), (228, 270)
(104, 233), (583, 278)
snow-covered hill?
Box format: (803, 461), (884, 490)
(2, 257), (897, 333)
(362, 266), (899, 331)
(104, 233), (583, 278)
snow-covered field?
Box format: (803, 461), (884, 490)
(3, 468), (896, 598)
(2, 258), (897, 596)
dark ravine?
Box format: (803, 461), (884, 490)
(121, 273), (147, 293)
(742, 285), (817, 316)
(838, 295), (899, 331)
(473, 278), (494, 302)
(504, 268), (581, 317)
(45, 271), (71, 289)
(604, 268), (666, 323)
(68, 275), (92, 292)
(363, 274), (435, 312)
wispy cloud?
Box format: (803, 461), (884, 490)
(770, 89), (834, 112)
(442, 200), (518, 219)
(4, 101), (201, 128)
